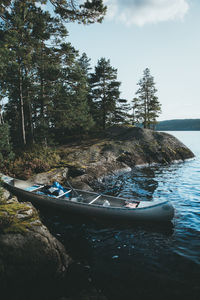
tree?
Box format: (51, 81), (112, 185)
(0, 0), (38, 145)
(0, 0), (107, 24)
(133, 68), (161, 129)
(78, 52), (91, 77)
(113, 98), (131, 125)
(49, 60), (94, 142)
(0, 0), (80, 146)
(90, 58), (122, 130)
(0, 123), (14, 168)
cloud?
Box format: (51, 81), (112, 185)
(105, 0), (190, 26)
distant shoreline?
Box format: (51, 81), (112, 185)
(156, 119), (200, 131)
(157, 129), (200, 131)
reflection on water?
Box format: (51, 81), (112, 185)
(41, 131), (200, 299)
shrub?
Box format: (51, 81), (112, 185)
(10, 146), (61, 179)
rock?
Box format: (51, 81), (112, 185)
(68, 166), (86, 178)
(56, 127), (194, 188)
(0, 188), (72, 299)
(29, 167), (69, 185)
(70, 175), (94, 191)
(2, 188), (10, 200)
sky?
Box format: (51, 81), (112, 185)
(65, 0), (200, 121)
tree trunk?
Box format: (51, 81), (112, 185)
(102, 78), (106, 131)
(27, 91), (34, 144)
(102, 96), (106, 131)
(0, 105), (4, 125)
(25, 67), (34, 144)
(40, 75), (45, 118)
(19, 64), (26, 145)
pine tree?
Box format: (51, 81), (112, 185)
(78, 53), (91, 75)
(0, 0), (37, 145)
(0, 1), (107, 24)
(133, 68), (161, 129)
(50, 59), (94, 142)
(114, 98), (131, 125)
(90, 58), (121, 131)
(32, 19), (69, 144)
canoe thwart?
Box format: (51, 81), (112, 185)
(56, 189), (72, 198)
(25, 185), (45, 192)
(89, 194), (101, 204)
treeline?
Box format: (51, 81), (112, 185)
(156, 119), (200, 131)
(0, 0), (131, 148)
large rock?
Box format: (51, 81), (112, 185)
(0, 188), (72, 299)
(57, 127), (194, 188)
(29, 167), (69, 185)
(106, 126), (195, 165)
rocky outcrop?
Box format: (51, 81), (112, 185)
(54, 127), (194, 189)
(106, 126), (194, 165)
(21, 127), (194, 191)
(0, 188), (72, 299)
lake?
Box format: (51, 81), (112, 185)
(43, 131), (200, 300)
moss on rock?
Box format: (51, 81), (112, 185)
(0, 193), (41, 234)
(0, 187), (72, 298)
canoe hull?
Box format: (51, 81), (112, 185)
(2, 177), (175, 223)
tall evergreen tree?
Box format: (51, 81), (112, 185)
(0, 0), (40, 145)
(90, 58), (122, 130)
(0, 0), (107, 24)
(32, 20), (69, 144)
(49, 58), (94, 141)
(78, 52), (91, 77)
(133, 68), (161, 129)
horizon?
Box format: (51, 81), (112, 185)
(158, 117), (200, 121)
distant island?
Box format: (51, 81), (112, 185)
(156, 119), (200, 131)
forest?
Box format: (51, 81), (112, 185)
(0, 0), (132, 146)
(0, 0), (161, 176)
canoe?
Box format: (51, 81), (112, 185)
(1, 174), (174, 223)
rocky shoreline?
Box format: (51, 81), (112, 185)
(50, 126), (194, 190)
(0, 127), (195, 299)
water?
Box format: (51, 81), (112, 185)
(42, 131), (200, 299)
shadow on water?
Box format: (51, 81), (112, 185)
(39, 207), (199, 300)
